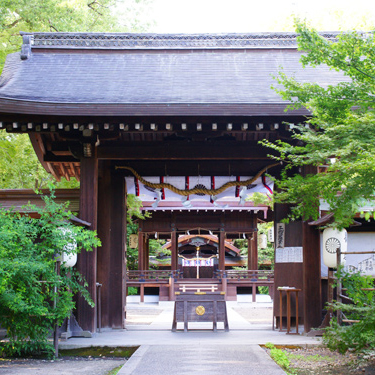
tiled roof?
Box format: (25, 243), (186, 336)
(24, 32), (340, 50)
(0, 32), (345, 116)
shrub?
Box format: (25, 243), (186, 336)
(0, 189), (101, 357)
(323, 267), (375, 353)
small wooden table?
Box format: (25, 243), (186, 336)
(278, 287), (301, 334)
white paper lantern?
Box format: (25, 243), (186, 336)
(60, 250), (77, 268)
(57, 228), (77, 268)
(322, 228), (347, 268)
(259, 233), (268, 249)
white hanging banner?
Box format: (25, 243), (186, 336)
(182, 258), (214, 267)
(125, 175), (273, 206)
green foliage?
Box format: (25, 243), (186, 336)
(126, 194), (151, 224)
(336, 267), (375, 307)
(262, 20), (375, 228)
(324, 310), (375, 354)
(106, 365), (123, 375)
(323, 268), (375, 353)
(127, 287), (138, 295)
(246, 191), (273, 210)
(232, 222), (274, 270)
(125, 194), (169, 270)
(258, 286), (269, 295)
(126, 194), (151, 270)
(257, 222), (274, 269)
(0, 132), (79, 189)
(0, 189), (100, 357)
(265, 343), (295, 374)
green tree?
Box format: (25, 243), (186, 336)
(262, 21), (375, 228)
(0, 0), (152, 190)
(0, 189), (101, 357)
(0, 132), (79, 189)
(126, 194), (151, 270)
(0, 0), (152, 72)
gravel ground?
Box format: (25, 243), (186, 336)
(265, 346), (375, 374)
(232, 306), (273, 324)
(125, 308), (163, 325)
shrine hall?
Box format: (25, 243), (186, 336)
(0, 32), (347, 334)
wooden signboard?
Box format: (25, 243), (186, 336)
(129, 234), (138, 249)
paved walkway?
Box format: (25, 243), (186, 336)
(59, 300), (321, 374)
(119, 345), (286, 375)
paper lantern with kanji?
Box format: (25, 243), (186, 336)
(322, 228), (347, 268)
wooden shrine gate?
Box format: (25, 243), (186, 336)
(0, 32), (334, 334)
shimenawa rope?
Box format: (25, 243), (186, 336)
(115, 163), (279, 196)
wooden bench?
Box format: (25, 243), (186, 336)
(178, 284), (218, 293)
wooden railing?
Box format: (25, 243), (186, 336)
(214, 269), (274, 281)
(126, 270), (182, 282)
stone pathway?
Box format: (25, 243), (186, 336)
(2, 299), (321, 374)
(118, 344), (286, 375)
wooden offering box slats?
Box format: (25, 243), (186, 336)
(172, 292), (229, 332)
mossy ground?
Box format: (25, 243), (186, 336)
(59, 346), (138, 359)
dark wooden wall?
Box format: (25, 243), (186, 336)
(273, 203), (322, 332)
(273, 215), (304, 327)
(303, 221), (321, 331)
(77, 159), (127, 332)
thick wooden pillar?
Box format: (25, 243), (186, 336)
(248, 231), (258, 270)
(138, 232), (144, 271)
(219, 230), (226, 271)
(97, 162), (127, 329)
(77, 156), (98, 333)
(303, 221), (321, 332)
(144, 237), (150, 271)
(301, 165), (321, 332)
(171, 230), (178, 271)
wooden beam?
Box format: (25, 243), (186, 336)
(141, 211), (259, 233)
(115, 160), (277, 178)
(50, 142), (73, 156)
(97, 141), (273, 161)
(76, 156), (98, 333)
(44, 153), (78, 163)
